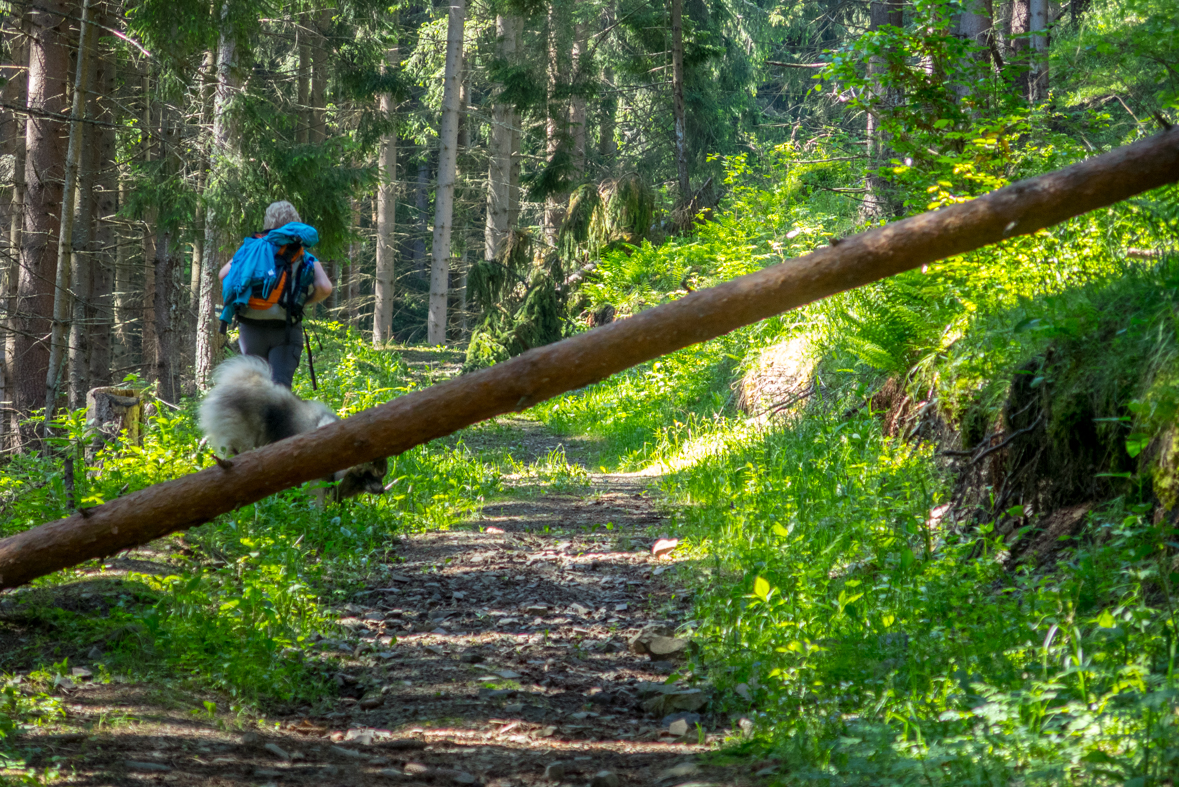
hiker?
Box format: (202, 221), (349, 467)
(218, 200), (334, 389)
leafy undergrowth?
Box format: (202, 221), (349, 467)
(0, 326), (504, 773)
(536, 141), (1179, 783)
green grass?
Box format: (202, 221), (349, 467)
(533, 144), (1179, 783)
(0, 323), (503, 763)
(2, 133), (1179, 786)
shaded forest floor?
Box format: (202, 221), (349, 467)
(0, 354), (758, 787)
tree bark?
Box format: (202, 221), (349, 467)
(190, 49), (216, 312)
(154, 99), (178, 403)
(1028, 0), (1048, 101)
(670, 0), (690, 202)
(297, 13), (310, 145)
(456, 52), (469, 153)
(373, 34), (398, 345)
(507, 15), (522, 232)
(45, 0), (95, 424)
(112, 177), (133, 379)
(68, 115), (95, 411)
(599, 65), (617, 161)
(864, 0), (903, 218)
(1, 13), (26, 448)
(196, 5), (239, 389)
(88, 1), (118, 391)
(310, 5), (332, 144)
(485, 13), (518, 264)
(3, 127), (1177, 590)
(68, 15), (101, 411)
(140, 74), (156, 382)
(570, 21), (587, 180)
(85, 386), (142, 452)
(543, 3), (563, 246)
(1010, 0), (1030, 99)
(14, 0), (69, 445)
(956, 0), (993, 101)
(428, 0), (465, 346)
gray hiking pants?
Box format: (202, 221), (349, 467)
(237, 319), (303, 389)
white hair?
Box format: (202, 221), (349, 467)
(263, 200), (301, 230)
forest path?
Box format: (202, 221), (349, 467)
(281, 415), (750, 787)
(0, 353), (759, 787)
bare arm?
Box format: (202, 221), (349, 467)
(219, 262), (232, 282)
(305, 259), (333, 305)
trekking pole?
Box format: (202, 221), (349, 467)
(304, 328), (318, 391)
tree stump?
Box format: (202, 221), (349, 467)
(85, 387), (143, 452)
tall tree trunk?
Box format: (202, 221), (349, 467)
(864, 0), (903, 218)
(67, 3), (101, 410)
(570, 21), (587, 180)
(89, 6), (117, 391)
(196, 4), (239, 389)
(456, 53), (469, 152)
(14, 0), (69, 444)
(190, 49), (215, 311)
(1028, 0), (1048, 101)
(670, 0), (690, 203)
(956, 0), (992, 102)
(45, 0), (95, 423)
(112, 178), (133, 377)
(993, 0), (1012, 52)
(154, 100), (178, 403)
(599, 65), (617, 161)
(297, 13), (311, 145)
(142, 224), (156, 379)
(508, 15), (522, 234)
(373, 33), (398, 345)
(428, 0), (465, 346)
(68, 120), (95, 411)
(310, 5), (332, 144)
(458, 248), (468, 337)
(1, 14), (26, 448)
(1010, 0), (1030, 99)
(140, 74), (156, 381)
(188, 49), (214, 389)
(543, 3), (564, 246)
(485, 13), (518, 264)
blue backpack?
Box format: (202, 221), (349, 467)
(220, 222), (320, 333)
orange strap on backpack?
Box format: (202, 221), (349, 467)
(246, 243), (304, 311)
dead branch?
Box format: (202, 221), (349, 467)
(1, 128), (1178, 590)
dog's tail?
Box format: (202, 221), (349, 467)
(209, 355), (273, 392)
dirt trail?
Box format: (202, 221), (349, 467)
(2, 405), (755, 786)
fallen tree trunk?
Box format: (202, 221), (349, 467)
(2, 128), (1178, 590)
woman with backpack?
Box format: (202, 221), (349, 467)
(218, 201), (334, 389)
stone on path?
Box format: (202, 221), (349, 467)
(628, 626), (688, 659)
(264, 742), (291, 760)
(591, 770), (620, 787)
(662, 712), (702, 731)
(126, 761), (172, 773)
(642, 688), (709, 716)
(544, 762), (566, 781)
